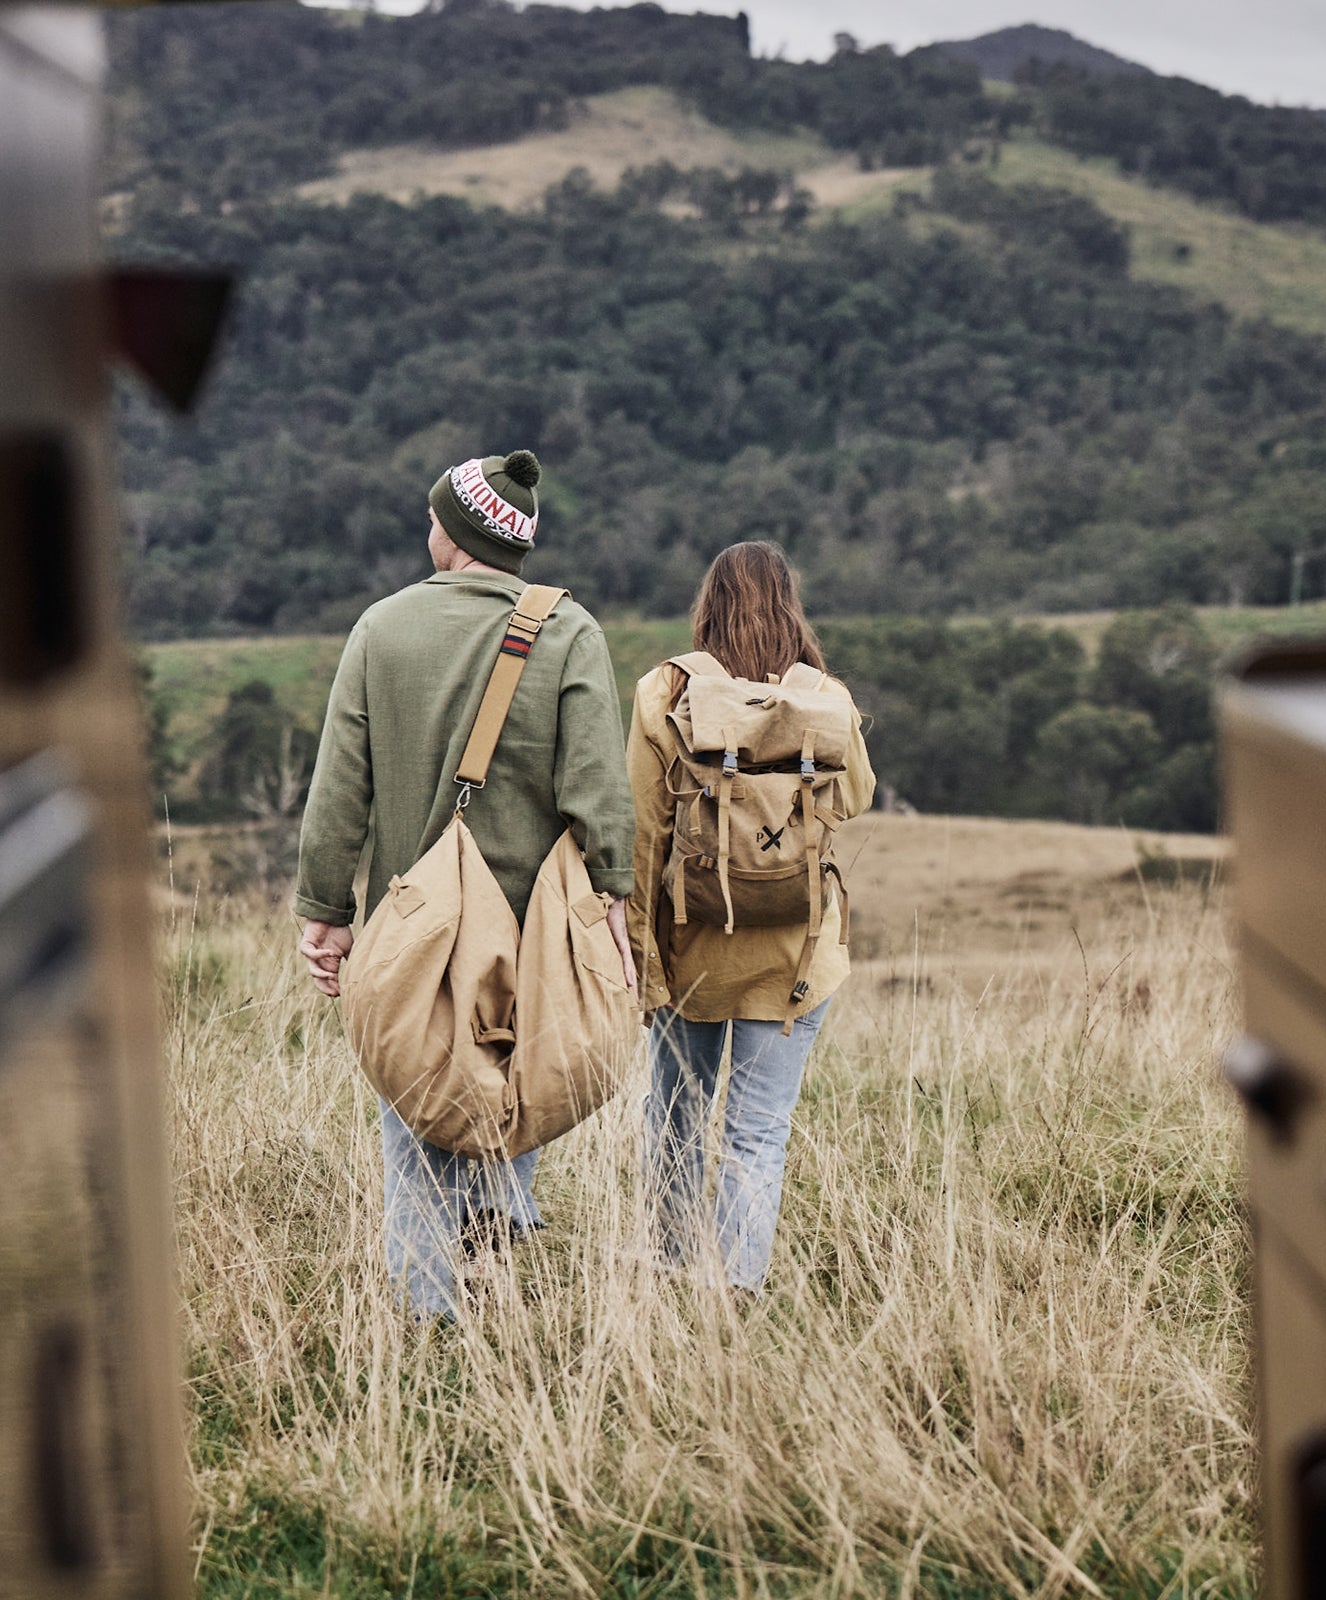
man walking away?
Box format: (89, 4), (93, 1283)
(295, 448), (636, 1323)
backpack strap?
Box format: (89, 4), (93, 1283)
(781, 663), (831, 693)
(715, 724), (739, 934)
(781, 863), (850, 1035)
(782, 729), (824, 1034)
(453, 584), (566, 800)
(665, 650), (729, 679)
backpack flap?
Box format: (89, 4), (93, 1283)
(678, 674), (852, 768)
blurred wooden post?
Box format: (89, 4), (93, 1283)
(0, 10), (187, 1597)
(1220, 640), (1326, 1600)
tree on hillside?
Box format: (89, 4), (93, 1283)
(1091, 605), (1214, 747)
(197, 680), (319, 821)
(1032, 702), (1161, 826)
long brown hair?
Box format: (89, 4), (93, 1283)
(690, 541), (826, 683)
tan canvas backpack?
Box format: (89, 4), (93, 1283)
(661, 651), (853, 1031)
(340, 586), (633, 1159)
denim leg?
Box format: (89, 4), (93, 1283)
(379, 1098), (468, 1320)
(468, 1146), (545, 1230)
(644, 1009), (727, 1266)
(716, 1000), (830, 1291)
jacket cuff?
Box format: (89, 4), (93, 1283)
(588, 867), (635, 899)
(293, 891), (355, 925)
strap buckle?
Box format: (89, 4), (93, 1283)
(722, 749), (738, 778)
(790, 979), (810, 1004)
(800, 756), (816, 782)
(453, 778), (480, 809)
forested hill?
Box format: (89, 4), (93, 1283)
(928, 25), (1152, 85)
(106, 2), (1326, 637)
(106, 4), (1326, 222)
(104, 1), (991, 201)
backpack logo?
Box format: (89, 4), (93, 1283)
(757, 824), (785, 852)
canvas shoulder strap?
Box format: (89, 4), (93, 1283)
(453, 584), (567, 794)
(781, 662), (830, 694)
(665, 650), (728, 680)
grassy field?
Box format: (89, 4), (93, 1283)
(985, 137), (1326, 339)
(296, 86), (833, 211)
(163, 811), (1251, 1597)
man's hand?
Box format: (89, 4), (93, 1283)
(299, 920), (354, 998)
(606, 897), (638, 1006)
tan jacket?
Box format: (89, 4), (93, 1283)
(626, 664), (876, 1023)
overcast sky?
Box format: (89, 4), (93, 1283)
(733, 0), (1325, 106)
(336, 0), (1325, 107)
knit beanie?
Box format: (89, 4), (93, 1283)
(429, 450), (541, 574)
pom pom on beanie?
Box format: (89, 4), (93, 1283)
(503, 449), (541, 490)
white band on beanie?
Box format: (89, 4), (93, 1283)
(449, 457), (538, 546)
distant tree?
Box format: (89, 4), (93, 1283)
(1032, 703), (1161, 825)
(1091, 605), (1215, 747)
(134, 653), (179, 811)
(197, 681), (318, 821)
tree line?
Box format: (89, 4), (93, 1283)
(149, 606), (1219, 838)
(114, 159), (1326, 635)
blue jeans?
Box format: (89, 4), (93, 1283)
(643, 1001), (829, 1292)
(379, 1098), (544, 1321)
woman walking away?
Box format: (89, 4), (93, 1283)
(627, 541), (875, 1302)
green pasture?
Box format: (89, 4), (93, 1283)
(143, 602), (1326, 792)
(830, 134), (1326, 338)
(990, 136), (1326, 338)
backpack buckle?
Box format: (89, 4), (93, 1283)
(722, 750), (738, 778)
(800, 756), (815, 782)
(790, 980), (809, 1004)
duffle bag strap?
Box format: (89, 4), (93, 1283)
(453, 584), (567, 809)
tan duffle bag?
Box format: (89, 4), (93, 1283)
(340, 585), (634, 1159)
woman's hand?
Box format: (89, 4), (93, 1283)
(606, 897), (639, 1005)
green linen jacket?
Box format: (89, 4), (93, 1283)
(294, 571), (635, 928)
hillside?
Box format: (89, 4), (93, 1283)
(928, 24), (1152, 85)
(294, 86), (834, 211)
(106, 1), (1326, 643)
(287, 85), (1326, 341)
(984, 136), (1326, 338)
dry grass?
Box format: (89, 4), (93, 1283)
(289, 84), (1326, 339)
(295, 87), (828, 211)
(164, 814), (1253, 1597)
(986, 138), (1326, 340)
